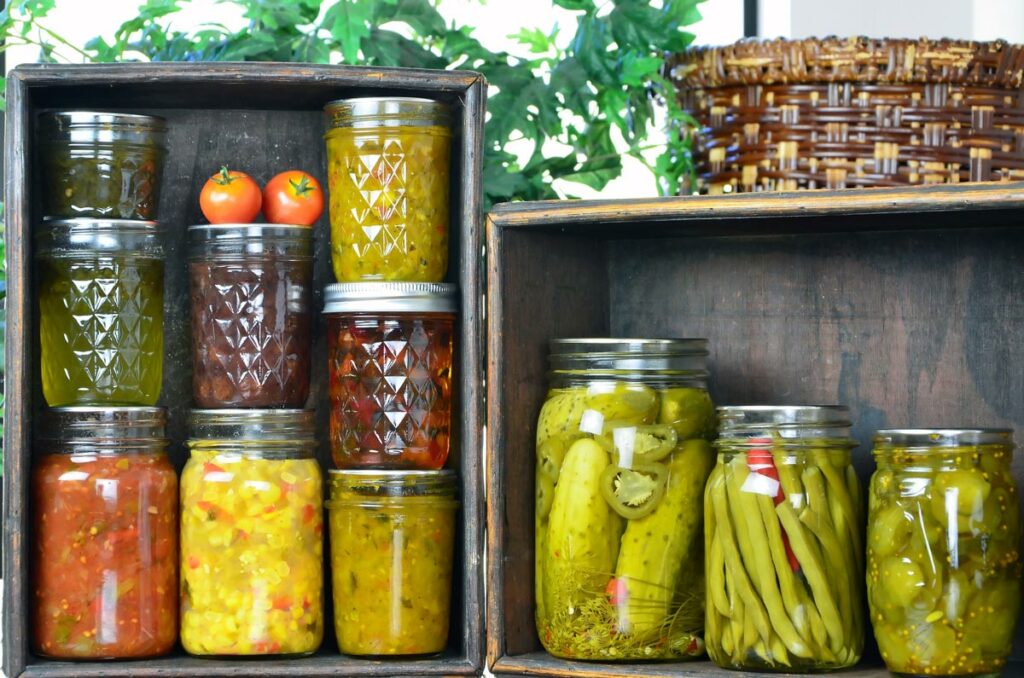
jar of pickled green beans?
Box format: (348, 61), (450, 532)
(868, 429), (1020, 677)
(535, 338), (716, 661)
(706, 406), (864, 672)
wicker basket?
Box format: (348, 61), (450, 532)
(668, 37), (1024, 193)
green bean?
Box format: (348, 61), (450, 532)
(755, 493), (809, 639)
(812, 449), (862, 559)
(708, 527), (731, 618)
(798, 587), (834, 662)
(802, 467), (853, 633)
(773, 448), (806, 503)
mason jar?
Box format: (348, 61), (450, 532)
(323, 97), (451, 282)
(324, 282), (456, 469)
(32, 407), (177, 659)
(180, 409), (323, 656)
(535, 338), (715, 661)
(37, 111), (167, 220)
(189, 224), (313, 408)
(37, 219), (164, 406)
(327, 469), (458, 655)
(705, 406), (864, 672)
(868, 429), (1021, 677)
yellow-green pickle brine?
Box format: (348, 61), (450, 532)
(535, 338), (716, 660)
(706, 406), (864, 672)
(868, 429), (1021, 676)
(180, 410), (323, 656)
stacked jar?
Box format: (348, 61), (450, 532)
(32, 111), (175, 660)
(321, 97), (459, 656)
(184, 218), (319, 656)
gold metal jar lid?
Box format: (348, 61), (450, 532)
(323, 96), (451, 130)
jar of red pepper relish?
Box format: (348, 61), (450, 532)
(32, 407), (177, 659)
(323, 282), (456, 469)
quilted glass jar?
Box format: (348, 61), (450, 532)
(37, 219), (164, 406)
(188, 224), (313, 408)
(323, 282), (456, 469)
(324, 97), (451, 282)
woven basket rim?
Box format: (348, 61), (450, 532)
(668, 36), (1024, 89)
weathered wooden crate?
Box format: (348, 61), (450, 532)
(485, 182), (1024, 677)
(2, 62), (485, 678)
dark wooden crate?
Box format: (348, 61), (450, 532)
(2, 62), (486, 678)
(485, 182), (1024, 677)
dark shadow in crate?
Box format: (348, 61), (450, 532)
(486, 183), (1024, 677)
(3, 63), (485, 678)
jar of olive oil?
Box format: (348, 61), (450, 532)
(37, 219), (164, 406)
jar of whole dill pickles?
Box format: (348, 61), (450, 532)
(535, 338), (716, 661)
(37, 219), (164, 406)
(868, 429), (1021, 677)
(323, 97), (451, 282)
(706, 406), (864, 672)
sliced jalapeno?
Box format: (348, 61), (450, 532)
(595, 424), (678, 463)
(599, 462), (668, 520)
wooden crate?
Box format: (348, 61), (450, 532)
(485, 182), (1024, 677)
(2, 62), (485, 677)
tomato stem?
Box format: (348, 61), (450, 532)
(289, 175), (316, 198)
(214, 165), (236, 186)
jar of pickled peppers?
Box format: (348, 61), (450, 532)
(324, 282), (456, 469)
(189, 224), (313, 408)
(706, 406), (864, 672)
(868, 429), (1021, 676)
(33, 407), (177, 659)
(180, 409), (323, 656)
(535, 338), (716, 660)
(327, 469), (458, 655)
(324, 97), (451, 282)
(37, 218), (164, 407)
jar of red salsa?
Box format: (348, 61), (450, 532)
(324, 282), (456, 469)
(32, 407), (177, 659)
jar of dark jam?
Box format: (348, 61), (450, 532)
(189, 224), (313, 408)
(323, 282), (456, 469)
(38, 111), (167, 220)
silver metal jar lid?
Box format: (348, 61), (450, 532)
(188, 223), (313, 260)
(323, 97), (451, 130)
(874, 428), (1014, 448)
(36, 218), (162, 256)
(548, 338), (708, 374)
(40, 406), (167, 441)
(716, 405), (853, 442)
(322, 282), (458, 314)
(38, 111), (167, 144)
(189, 409), (316, 441)
(328, 468), (458, 498)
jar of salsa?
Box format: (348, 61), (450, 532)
(189, 224), (313, 408)
(327, 469), (458, 655)
(32, 407), (177, 659)
(324, 97), (451, 282)
(324, 282), (456, 469)
(37, 219), (164, 406)
(868, 429), (1020, 676)
(180, 409), (323, 656)
(38, 111), (167, 220)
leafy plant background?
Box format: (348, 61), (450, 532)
(0, 0), (706, 471)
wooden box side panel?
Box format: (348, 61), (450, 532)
(486, 225), (611, 663)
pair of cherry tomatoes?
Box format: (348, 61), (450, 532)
(199, 167), (324, 226)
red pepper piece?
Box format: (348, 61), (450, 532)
(301, 504), (316, 523)
(605, 577), (629, 605)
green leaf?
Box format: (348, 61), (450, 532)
(553, 0), (594, 10)
(325, 0), (372, 63)
(509, 27), (553, 54)
(620, 53), (662, 86)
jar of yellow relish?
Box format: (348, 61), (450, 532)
(37, 219), (164, 406)
(327, 469), (458, 656)
(324, 97), (451, 282)
(180, 409), (323, 657)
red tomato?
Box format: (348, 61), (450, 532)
(262, 170), (324, 226)
(199, 167), (262, 224)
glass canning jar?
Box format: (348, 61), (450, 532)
(32, 407), (177, 659)
(535, 338), (716, 661)
(38, 111), (167, 220)
(868, 429), (1020, 677)
(180, 409), (323, 656)
(37, 219), (164, 406)
(327, 469), (458, 655)
(706, 406), (864, 671)
(188, 224), (313, 408)
(324, 282), (456, 469)
(323, 97), (451, 282)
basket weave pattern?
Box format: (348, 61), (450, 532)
(669, 37), (1024, 193)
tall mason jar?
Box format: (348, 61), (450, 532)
(868, 429), (1021, 676)
(323, 97), (451, 282)
(535, 338), (716, 661)
(180, 409), (323, 656)
(189, 224), (313, 408)
(705, 406), (864, 671)
(37, 219), (164, 406)
(33, 407), (177, 659)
